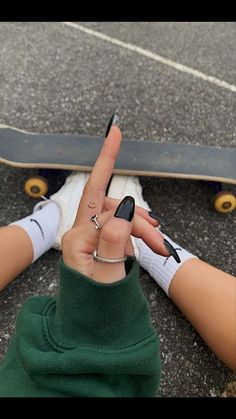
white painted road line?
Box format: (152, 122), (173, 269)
(63, 22), (236, 94)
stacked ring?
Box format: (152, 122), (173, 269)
(93, 250), (127, 264)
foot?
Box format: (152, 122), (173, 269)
(107, 175), (152, 260)
(34, 172), (90, 250)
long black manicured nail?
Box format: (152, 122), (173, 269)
(105, 113), (119, 137)
(149, 211), (169, 227)
(105, 174), (114, 196)
(164, 239), (181, 263)
(114, 196), (135, 222)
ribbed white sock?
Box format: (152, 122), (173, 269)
(10, 201), (61, 262)
(135, 234), (198, 296)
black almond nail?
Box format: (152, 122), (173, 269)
(105, 113), (119, 137)
(149, 211), (169, 227)
(114, 196), (135, 222)
(105, 174), (114, 196)
(164, 239), (181, 263)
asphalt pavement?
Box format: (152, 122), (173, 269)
(0, 22), (235, 397)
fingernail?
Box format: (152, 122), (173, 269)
(164, 239), (181, 263)
(148, 211), (169, 227)
(114, 196), (135, 222)
(105, 113), (119, 137)
(105, 174), (114, 196)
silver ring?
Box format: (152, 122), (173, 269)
(90, 215), (101, 230)
(93, 250), (127, 264)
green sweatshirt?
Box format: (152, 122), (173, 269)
(0, 256), (161, 397)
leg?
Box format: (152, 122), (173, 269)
(169, 258), (236, 371)
(0, 172), (90, 291)
(107, 175), (236, 371)
(0, 201), (61, 291)
(134, 231), (236, 371)
(0, 225), (33, 291)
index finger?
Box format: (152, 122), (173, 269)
(73, 116), (122, 226)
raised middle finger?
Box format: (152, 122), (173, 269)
(73, 114), (122, 226)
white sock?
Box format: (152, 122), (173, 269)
(10, 201), (61, 262)
(135, 234), (198, 296)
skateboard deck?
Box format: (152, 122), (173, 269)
(0, 125), (235, 185)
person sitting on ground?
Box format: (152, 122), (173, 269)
(0, 115), (235, 397)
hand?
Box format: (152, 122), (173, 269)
(62, 118), (169, 283)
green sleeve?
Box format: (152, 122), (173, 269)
(0, 257), (161, 397)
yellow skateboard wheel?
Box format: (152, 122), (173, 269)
(24, 176), (48, 198)
(214, 191), (236, 213)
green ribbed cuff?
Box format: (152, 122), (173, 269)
(49, 256), (155, 348)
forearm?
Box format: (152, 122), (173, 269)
(169, 258), (236, 370)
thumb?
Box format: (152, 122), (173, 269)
(93, 196), (135, 283)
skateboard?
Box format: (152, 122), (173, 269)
(0, 125), (235, 213)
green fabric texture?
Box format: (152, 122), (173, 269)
(0, 256), (161, 397)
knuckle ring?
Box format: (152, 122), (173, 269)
(93, 250), (127, 264)
(90, 214), (101, 230)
